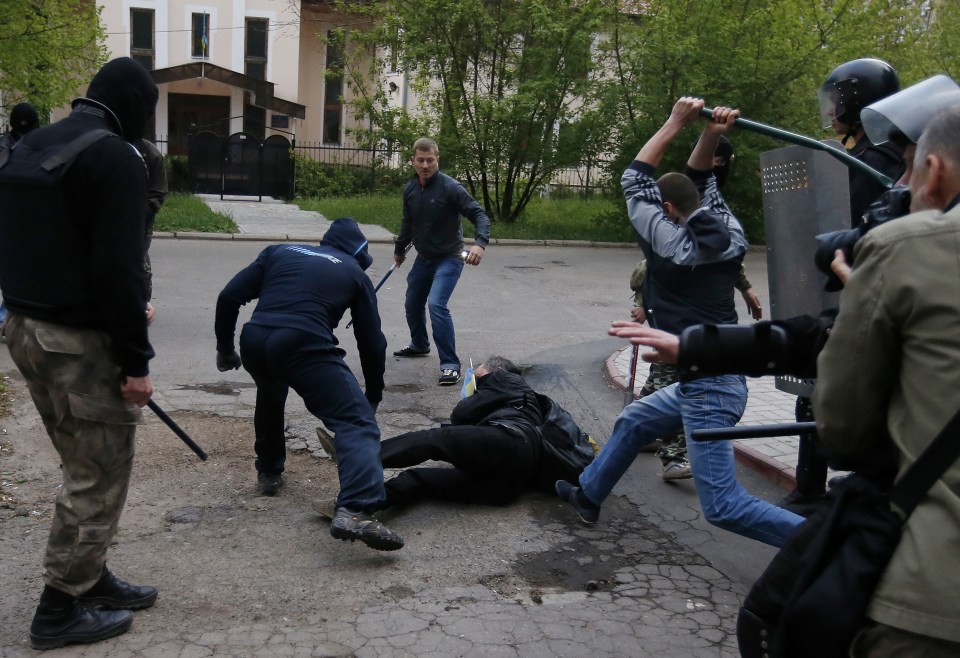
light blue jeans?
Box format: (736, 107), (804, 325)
(404, 254), (464, 371)
(580, 376), (803, 547)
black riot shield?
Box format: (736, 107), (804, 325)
(761, 143), (848, 397)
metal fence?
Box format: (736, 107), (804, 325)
(154, 135), (613, 197)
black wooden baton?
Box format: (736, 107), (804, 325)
(147, 400), (208, 460)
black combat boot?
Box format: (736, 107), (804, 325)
(78, 566), (158, 610)
(29, 585), (133, 650)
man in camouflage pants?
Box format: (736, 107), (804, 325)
(0, 58), (160, 650)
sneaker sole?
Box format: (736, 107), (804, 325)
(393, 351), (430, 358)
(330, 526), (404, 551)
(662, 469), (693, 481)
(438, 379), (461, 386)
(30, 615), (133, 650)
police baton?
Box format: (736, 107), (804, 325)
(147, 400), (209, 460)
(698, 107), (894, 189)
(346, 243), (414, 329)
(691, 421), (817, 442)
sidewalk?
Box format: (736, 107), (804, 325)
(605, 348), (804, 489)
(187, 194), (804, 490)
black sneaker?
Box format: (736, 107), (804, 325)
(78, 567), (158, 610)
(554, 480), (600, 524)
(330, 507), (404, 551)
(438, 369), (461, 386)
(30, 600), (133, 651)
(257, 472), (285, 496)
(393, 346), (430, 357)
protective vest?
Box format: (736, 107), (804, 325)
(0, 129), (112, 317)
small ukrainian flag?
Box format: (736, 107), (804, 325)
(460, 359), (477, 399)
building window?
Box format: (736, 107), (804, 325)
(192, 13), (210, 59)
(130, 8), (155, 70)
(245, 18), (268, 80)
(324, 32), (343, 144)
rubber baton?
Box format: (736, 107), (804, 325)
(698, 107), (893, 189)
(691, 421), (817, 442)
(147, 400), (209, 460)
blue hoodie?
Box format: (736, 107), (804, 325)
(215, 217), (386, 401)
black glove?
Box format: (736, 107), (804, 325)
(216, 350), (242, 372)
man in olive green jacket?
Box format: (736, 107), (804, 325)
(813, 104), (960, 656)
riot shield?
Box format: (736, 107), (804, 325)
(761, 143), (847, 396)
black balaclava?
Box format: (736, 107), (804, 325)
(9, 102), (39, 136)
(713, 135), (734, 189)
(73, 57), (158, 141)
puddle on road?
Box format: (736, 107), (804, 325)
(178, 382), (256, 396)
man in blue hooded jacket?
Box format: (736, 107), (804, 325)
(556, 99), (803, 548)
(215, 218), (402, 551)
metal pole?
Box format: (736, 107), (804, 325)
(698, 107), (894, 189)
(691, 421), (817, 442)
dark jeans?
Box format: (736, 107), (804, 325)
(239, 324), (386, 511)
(380, 424), (540, 507)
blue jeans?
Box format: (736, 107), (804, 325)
(579, 376), (803, 547)
(239, 324), (386, 512)
(404, 255), (464, 371)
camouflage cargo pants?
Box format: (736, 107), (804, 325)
(5, 313), (142, 596)
(637, 361), (687, 464)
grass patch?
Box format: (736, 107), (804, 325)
(295, 194), (629, 242)
(154, 193), (238, 233)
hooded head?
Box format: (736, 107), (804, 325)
(9, 102), (39, 136)
(321, 217), (373, 270)
(73, 57), (158, 141)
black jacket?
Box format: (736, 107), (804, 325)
(395, 171), (491, 259)
(450, 370), (543, 440)
(0, 120), (154, 377)
(215, 218), (387, 404)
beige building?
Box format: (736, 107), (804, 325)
(93, 0), (376, 155)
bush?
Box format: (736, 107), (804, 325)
(293, 153), (410, 199)
(165, 155), (192, 193)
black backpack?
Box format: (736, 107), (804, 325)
(534, 392), (598, 491)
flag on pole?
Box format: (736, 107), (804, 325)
(460, 358), (476, 399)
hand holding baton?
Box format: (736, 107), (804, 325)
(346, 242), (414, 329)
(698, 106), (893, 188)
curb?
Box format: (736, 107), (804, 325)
(153, 232), (649, 247)
(602, 351), (796, 491)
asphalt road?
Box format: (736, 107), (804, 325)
(146, 237), (781, 586)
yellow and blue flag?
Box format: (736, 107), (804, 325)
(460, 359), (477, 399)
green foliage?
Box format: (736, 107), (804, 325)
(335, 0), (612, 223)
(154, 193), (237, 233)
(294, 193), (624, 241)
(0, 1), (107, 119)
(593, 0), (930, 243)
(293, 152), (410, 198)
(165, 156), (192, 193)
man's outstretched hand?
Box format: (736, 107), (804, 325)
(609, 321), (680, 365)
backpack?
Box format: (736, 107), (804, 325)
(534, 392), (599, 491)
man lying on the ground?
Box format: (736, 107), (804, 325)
(316, 356), (594, 512)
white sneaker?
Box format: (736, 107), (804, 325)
(662, 460), (693, 481)
(438, 369), (461, 386)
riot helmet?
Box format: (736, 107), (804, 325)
(818, 58), (900, 133)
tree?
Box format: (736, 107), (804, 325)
(0, 0), (107, 122)
(336, 0), (613, 223)
(596, 0), (929, 240)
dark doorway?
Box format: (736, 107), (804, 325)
(168, 93), (230, 156)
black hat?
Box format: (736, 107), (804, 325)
(74, 57), (158, 141)
(9, 102), (39, 135)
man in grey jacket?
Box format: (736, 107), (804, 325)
(812, 104), (960, 656)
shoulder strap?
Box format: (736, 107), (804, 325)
(888, 406), (960, 518)
(41, 129), (114, 172)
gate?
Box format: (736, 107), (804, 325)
(187, 131), (294, 200)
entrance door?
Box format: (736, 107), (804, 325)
(168, 93), (230, 156)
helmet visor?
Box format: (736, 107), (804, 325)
(818, 85), (840, 130)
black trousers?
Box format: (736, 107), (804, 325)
(380, 424), (540, 508)
(239, 324), (385, 511)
